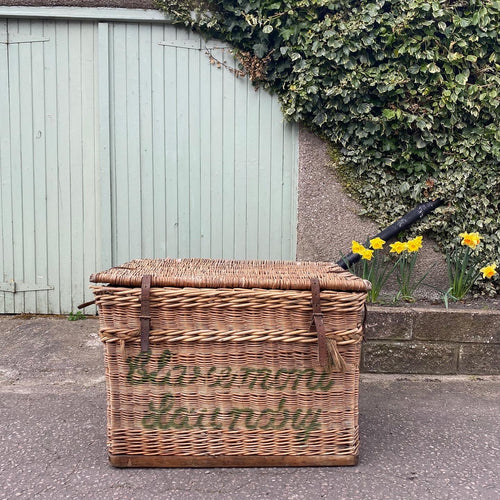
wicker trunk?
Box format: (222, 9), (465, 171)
(91, 259), (370, 467)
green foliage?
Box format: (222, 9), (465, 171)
(68, 311), (86, 321)
(155, 0), (500, 294)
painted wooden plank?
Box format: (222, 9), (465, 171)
(8, 20), (26, 313)
(80, 21), (99, 309)
(209, 44), (224, 259)
(187, 31), (201, 258)
(222, 48), (236, 259)
(282, 123), (299, 259)
(138, 23), (155, 258)
(175, 26), (191, 257)
(198, 39), (212, 258)
(125, 23), (142, 260)
(151, 23), (167, 258)
(163, 25), (179, 257)
(55, 21), (74, 314)
(98, 22), (112, 271)
(68, 22), (86, 312)
(232, 67), (248, 259)
(257, 91), (273, 259)
(42, 19), (62, 314)
(19, 18), (40, 312)
(0, 19), (13, 313)
(269, 97), (285, 260)
(110, 23), (130, 265)
(30, 19), (49, 313)
(244, 83), (261, 259)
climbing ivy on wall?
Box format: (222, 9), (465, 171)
(156, 0), (500, 294)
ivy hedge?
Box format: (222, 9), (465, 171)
(156, 0), (500, 294)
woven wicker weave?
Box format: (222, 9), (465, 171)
(91, 258), (370, 467)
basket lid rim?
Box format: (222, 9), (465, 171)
(90, 258), (371, 292)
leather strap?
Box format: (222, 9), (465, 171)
(310, 278), (346, 372)
(310, 278), (329, 368)
(140, 275), (152, 352)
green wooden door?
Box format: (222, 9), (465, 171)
(0, 19), (100, 314)
(103, 22), (298, 264)
(0, 16), (298, 314)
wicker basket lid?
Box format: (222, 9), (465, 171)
(90, 258), (371, 292)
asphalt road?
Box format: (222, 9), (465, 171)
(0, 316), (498, 500)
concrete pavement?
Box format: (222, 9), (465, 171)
(0, 315), (498, 499)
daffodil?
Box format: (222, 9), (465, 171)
(459, 232), (481, 250)
(360, 248), (374, 261)
(341, 237), (396, 302)
(480, 264), (497, 279)
(370, 237), (385, 250)
(446, 233), (494, 302)
(407, 236), (423, 253)
(388, 236), (429, 301)
(389, 241), (408, 254)
(352, 240), (365, 254)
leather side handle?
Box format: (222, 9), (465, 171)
(310, 278), (346, 372)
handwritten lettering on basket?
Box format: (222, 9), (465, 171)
(126, 350), (335, 391)
(126, 349), (333, 443)
(141, 393), (321, 442)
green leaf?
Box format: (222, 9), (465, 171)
(357, 102), (372, 114)
(252, 43), (268, 58)
(427, 62), (441, 73)
(455, 72), (469, 85)
(382, 108), (396, 119)
(399, 181), (410, 194)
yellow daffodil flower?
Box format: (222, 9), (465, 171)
(459, 232), (481, 249)
(480, 264), (497, 279)
(361, 248), (374, 261)
(352, 240), (365, 254)
(407, 236), (423, 253)
(370, 237), (385, 250)
(389, 241), (408, 254)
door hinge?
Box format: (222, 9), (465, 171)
(0, 34), (50, 45)
(0, 281), (54, 293)
(159, 39), (202, 50)
(158, 39), (230, 51)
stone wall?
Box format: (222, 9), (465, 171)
(362, 306), (500, 375)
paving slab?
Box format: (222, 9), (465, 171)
(0, 316), (498, 500)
